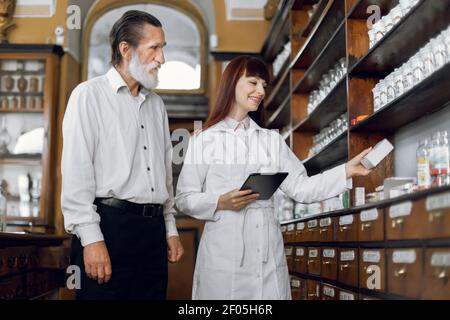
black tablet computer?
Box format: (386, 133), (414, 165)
(239, 172), (289, 200)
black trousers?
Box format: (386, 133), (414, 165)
(70, 200), (168, 300)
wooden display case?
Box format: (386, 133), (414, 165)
(262, 0), (450, 300)
(0, 44), (64, 231)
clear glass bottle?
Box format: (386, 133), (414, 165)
(429, 132), (440, 187)
(417, 139), (431, 190)
(0, 186), (7, 232)
(439, 130), (450, 186)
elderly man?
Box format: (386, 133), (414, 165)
(61, 10), (184, 299)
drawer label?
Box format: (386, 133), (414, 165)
(340, 250), (355, 261)
(339, 215), (354, 226)
(296, 222), (305, 231)
(291, 279), (301, 288)
(426, 192), (450, 211)
(285, 247), (293, 256)
(393, 250), (416, 264)
(363, 250), (381, 263)
(320, 217), (332, 227)
(296, 248), (305, 256)
(323, 286), (335, 297)
(323, 249), (336, 258)
(360, 208), (379, 222)
(431, 252), (450, 267)
(339, 291), (355, 300)
(309, 249), (318, 258)
(307, 219), (318, 228)
(287, 224), (295, 231)
(389, 201), (412, 218)
(281, 226), (287, 232)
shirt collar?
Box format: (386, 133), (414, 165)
(210, 117), (262, 132)
(224, 116), (251, 131)
(106, 67), (151, 97)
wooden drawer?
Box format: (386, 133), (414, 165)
(306, 280), (321, 300)
(321, 283), (337, 300)
(387, 248), (423, 299)
(4, 246), (37, 275)
(0, 248), (6, 277)
(338, 248), (359, 287)
(358, 208), (384, 241)
(306, 219), (319, 242)
(37, 246), (70, 269)
(422, 248), (450, 299)
(422, 192), (450, 239)
(307, 247), (321, 275)
(285, 246), (294, 272)
(285, 223), (296, 243)
(359, 249), (385, 292)
(321, 247), (338, 280)
(337, 214), (358, 241)
(293, 246), (307, 274)
(0, 275), (24, 300)
(294, 221), (307, 242)
(386, 201), (427, 240)
(338, 288), (358, 300)
(291, 277), (306, 300)
(318, 217), (335, 242)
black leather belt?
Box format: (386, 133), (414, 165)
(94, 198), (164, 218)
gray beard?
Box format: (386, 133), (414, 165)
(128, 51), (159, 90)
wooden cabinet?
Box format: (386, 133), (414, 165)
(291, 276), (306, 300)
(422, 248), (450, 300)
(306, 279), (321, 300)
(387, 248), (423, 299)
(0, 44), (64, 231)
(293, 246), (307, 274)
(359, 248), (385, 292)
(305, 218), (319, 242)
(0, 232), (68, 300)
(321, 247), (337, 281)
(318, 217), (335, 242)
(338, 248), (358, 287)
(358, 208), (384, 241)
(307, 247), (321, 275)
(321, 283), (337, 300)
(336, 214), (358, 241)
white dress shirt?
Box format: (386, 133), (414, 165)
(61, 67), (178, 247)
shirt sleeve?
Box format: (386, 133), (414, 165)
(175, 134), (221, 221)
(277, 134), (352, 203)
(61, 84), (104, 247)
(161, 105), (179, 238)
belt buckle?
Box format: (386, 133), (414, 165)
(142, 205), (154, 218)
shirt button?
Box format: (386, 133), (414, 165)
(151, 188), (155, 192)
(144, 146), (147, 150)
(147, 167), (150, 171)
(256, 224), (259, 229)
(141, 125), (144, 129)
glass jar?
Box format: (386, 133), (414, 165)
(394, 70), (405, 97)
(402, 60), (415, 91)
(411, 56), (424, 84)
(382, 14), (394, 34)
(0, 116), (11, 155)
(390, 6), (403, 25)
(420, 47), (435, 78)
(379, 81), (388, 107)
(431, 38), (447, 70)
(372, 84), (381, 112)
(385, 74), (396, 103)
(373, 20), (385, 42)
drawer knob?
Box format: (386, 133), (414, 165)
(340, 263), (350, 270)
(433, 270), (449, 281)
(319, 228), (327, 234)
(428, 211), (444, 223)
(307, 259), (314, 265)
(391, 218), (404, 229)
(394, 268), (407, 277)
(339, 226), (350, 232)
(361, 222), (373, 230)
(323, 261), (332, 265)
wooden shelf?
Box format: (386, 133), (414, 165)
(0, 108), (44, 113)
(293, 21), (345, 94)
(293, 76), (347, 132)
(266, 96), (291, 128)
(0, 153), (42, 165)
(281, 185), (450, 225)
(303, 130), (347, 174)
(0, 92), (43, 96)
(351, 62), (450, 132)
(349, 0), (450, 77)
(299, 0), (329, 37)
(264, 68), (291, 110)
(261, 0), (295, 62)
(291, 0), (345, 70)
(264, 59), (291, 109)
(347, 0), (398, 20)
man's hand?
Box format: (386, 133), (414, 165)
(83, 241), (112, 285)
(345, 147), (373, 178)
(167, 236), (184, 264)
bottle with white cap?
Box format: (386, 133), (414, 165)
(0, 186), (7, 232)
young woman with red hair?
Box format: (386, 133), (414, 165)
(176, 56), (371, 300)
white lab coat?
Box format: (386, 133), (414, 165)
(175, 119), (351, 300)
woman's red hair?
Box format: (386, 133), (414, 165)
(203, 56), (270, 131)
